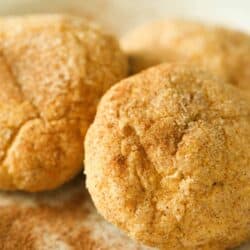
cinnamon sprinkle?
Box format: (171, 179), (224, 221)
(0, 177), (153, 250)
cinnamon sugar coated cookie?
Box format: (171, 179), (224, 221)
(121, 20), (250, 90)
(0, 14), (128, 191)
(85, 64), (250, 249)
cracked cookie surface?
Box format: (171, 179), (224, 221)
(85, 64), (250, 249)
(121, 20), (250, 90)
(0, 14), (128, 191)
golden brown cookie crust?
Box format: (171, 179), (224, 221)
(85, 63), (250, 249)
(121, 20), (250, 90)
(0, 14), (128, 191)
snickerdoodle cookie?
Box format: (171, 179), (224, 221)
(0, 14), (127, 191)
(85, 64), (250, 249)
(121, 20), (250, 90)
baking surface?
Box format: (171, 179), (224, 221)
(0, 177), (154, 250)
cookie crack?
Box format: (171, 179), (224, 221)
(0, 118), (39, 187)
(129, 125), (161, 188)
(123, 124), (163, 232)
(1, 51), (41, 120)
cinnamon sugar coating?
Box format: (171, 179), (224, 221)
(0, 177), (153, 250)
(0, 14), (128, 191)
(85, 64), (250, 249)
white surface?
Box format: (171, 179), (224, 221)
(0, 1), (249, 249)
(0, 0), (249, 35)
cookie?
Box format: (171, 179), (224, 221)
(85, 64), (250, 249)
(0, 14), (128, 191)
(121, 20), (250, 90)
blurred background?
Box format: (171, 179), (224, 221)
(0, 0), (249, 35)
